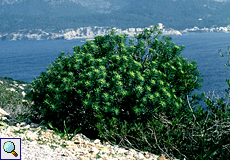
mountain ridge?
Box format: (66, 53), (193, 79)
(1, 0), (230, 38)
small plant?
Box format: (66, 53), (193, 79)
(49, 145), (58, 150)
(46, 120), (81, 141)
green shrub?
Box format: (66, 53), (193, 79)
(139, 90), (230, 160)
(95, 45), (230, 159)
(27, 25), (203, 142)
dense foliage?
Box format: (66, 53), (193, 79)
(27, 26), (230, 159)
(28, 26), (198, 134)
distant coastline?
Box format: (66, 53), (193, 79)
(1, 23), (230, 41)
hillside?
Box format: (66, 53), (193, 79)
(1, 0), (230, 35)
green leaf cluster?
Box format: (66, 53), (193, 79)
(27, 25), (205, 151)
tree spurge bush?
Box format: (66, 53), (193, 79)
(27, 25), (205, 156)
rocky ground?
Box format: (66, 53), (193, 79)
(0, 111), (170, 160)
(0, 77), (180, 159)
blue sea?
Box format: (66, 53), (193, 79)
(1, 33), (230, 107)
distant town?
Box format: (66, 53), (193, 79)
(1, 23), (230, 41)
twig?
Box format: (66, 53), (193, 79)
(186, 95), (200, 127)
(152, 129), (172, 159)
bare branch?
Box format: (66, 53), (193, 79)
(186, 95), (200, 127)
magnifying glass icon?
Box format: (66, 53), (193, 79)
(3, 141), (18, 157)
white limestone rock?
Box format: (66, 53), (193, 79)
(0, 108), (9, 116)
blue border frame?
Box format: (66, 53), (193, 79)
(0, 138), (21, 160)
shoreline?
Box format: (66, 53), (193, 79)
(1, 24), (230, 41)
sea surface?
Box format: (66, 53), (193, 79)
(1, 33), (230, 108)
